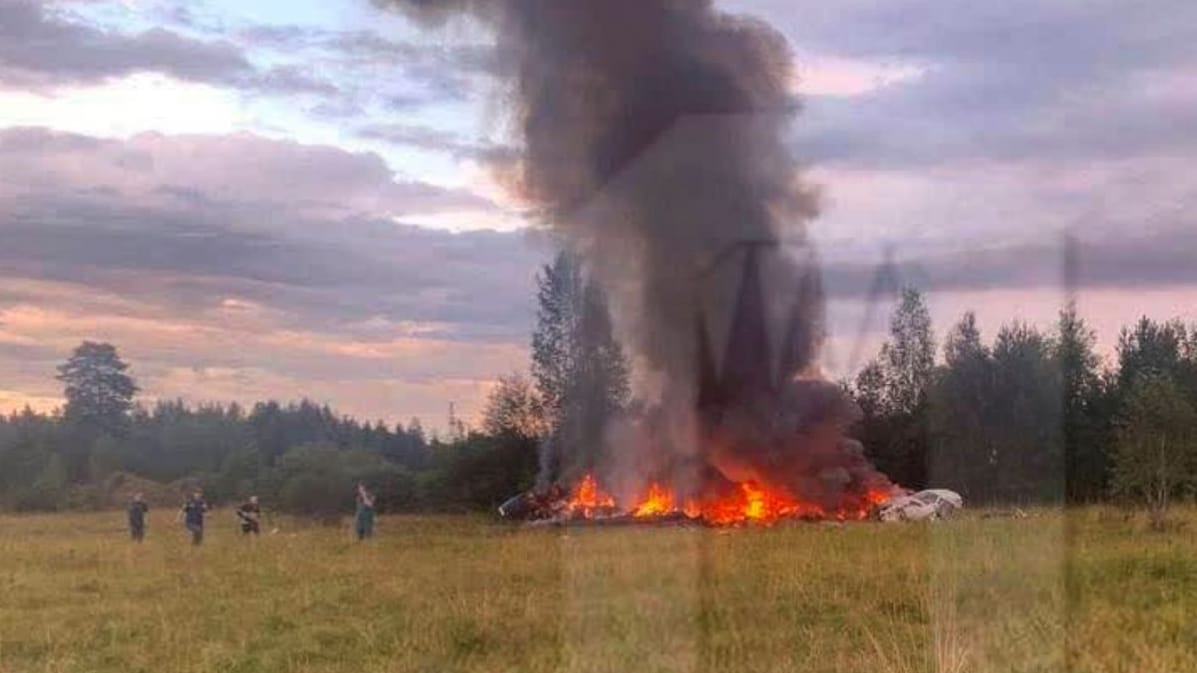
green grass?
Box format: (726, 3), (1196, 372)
(1, 507), (1194, 673)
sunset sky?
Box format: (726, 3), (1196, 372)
(2, 0), (1195, 430)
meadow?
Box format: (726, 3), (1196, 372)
(1, 507), (1194, 673)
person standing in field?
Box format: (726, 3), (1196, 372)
(178, 490), (208, 546)
(127, 492), (149, 542)
(236, 495), (262, 536)
(354, 483), (376, 541)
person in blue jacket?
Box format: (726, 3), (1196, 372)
(178, 490), (208, 545)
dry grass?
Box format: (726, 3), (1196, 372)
(0, 507), (1194, 673)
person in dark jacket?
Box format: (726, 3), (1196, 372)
(127, 493), (149, 542)
(235, 496), (262, 535)
(178, 491), (208, 545)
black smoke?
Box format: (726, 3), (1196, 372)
(380, 0), (893, 508)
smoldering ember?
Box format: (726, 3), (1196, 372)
(382, 0), (911, 525)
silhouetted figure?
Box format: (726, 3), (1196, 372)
(236, 496), (261, 535)
(179, 491), (208, 546)
(354, 483), (376, 541)
(127, 493), (149, 542)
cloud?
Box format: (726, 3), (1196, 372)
(1, 0), (505, 152)
(0, 126), (533, 333)
(357, 122), (517, 162)
(6, 1), (1195, 421)
(0, 290), (528, 424)
(0, 126), (494, 216)
(221, 20), (498, 110)
(795, 63), (1197, 169)
(0, 124), (544, 425)
(791, 55), (926, 97)
(238, 18), (506, 113)
(0, 1), (345, 102)
(819, 229), (1197, 301)
(709, 1), (1197, 299)
(727, 0), (1197, 169)
(0, 0), (250, 89)
(740, 0), (1196, 76)
(245, 64), (341, 96)
(332, 32), (498, 105)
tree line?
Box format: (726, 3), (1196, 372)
(2, 254), (1194, 524)
(0, 361), (432, 513)
(0, 252), (617, 516)
(854, 288), (1197, 526)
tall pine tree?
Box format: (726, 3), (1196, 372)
(56, 342), (138, 481)
(1056, 303), (1107, 501)
(929, 311), (993, 498)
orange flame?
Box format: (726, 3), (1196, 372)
(564, 473), (616, 517)
(632, 483), (674, 517)
(697, 481), (825, 525)
(561, 474), (892, 525)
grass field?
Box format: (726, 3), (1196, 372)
(1, 507), (1194, 673)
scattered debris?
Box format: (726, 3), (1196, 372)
(981, 507), (1029, 519)
(497, 487), (565, 522)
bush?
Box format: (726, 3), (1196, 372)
(8, 454), (69, 512)
(10, 482), (63, 512)
(103, 472), (178, 508)
(433, 433), (538, 510)
(1111, 374), (1197, 529)
(264, 443), (418, 518)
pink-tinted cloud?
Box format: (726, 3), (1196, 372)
(0, 126), (542, 430)
(0, 126), (493, 218)
(0, 282), (528, 429)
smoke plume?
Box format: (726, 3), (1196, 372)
(381, 0), (892, 508)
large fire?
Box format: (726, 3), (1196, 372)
(490, 247), (902, 527)
(563, 473), (892, 526)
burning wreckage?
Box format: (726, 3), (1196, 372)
(499, 247), (944, 527)
(380, 1), (962, 526)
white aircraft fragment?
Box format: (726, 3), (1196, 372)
(877, 489), (963, 522)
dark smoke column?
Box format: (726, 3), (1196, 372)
(379, 0), (854, 500)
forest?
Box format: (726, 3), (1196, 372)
(2, 253), (1195, 523)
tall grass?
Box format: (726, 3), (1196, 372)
(0, 507), (1193, 673)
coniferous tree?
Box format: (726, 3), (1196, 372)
(57, 342), (138, 436)
(1116, 318), (1191, 399)
(988, 322), (1063, 502)
(56, 342), (138, 481)
(929, 311), (993, 498)
(531, 252), (579, 425)
(1056, 303), (1108, 501)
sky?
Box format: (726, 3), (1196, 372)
(1, 0), (1195, 430)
